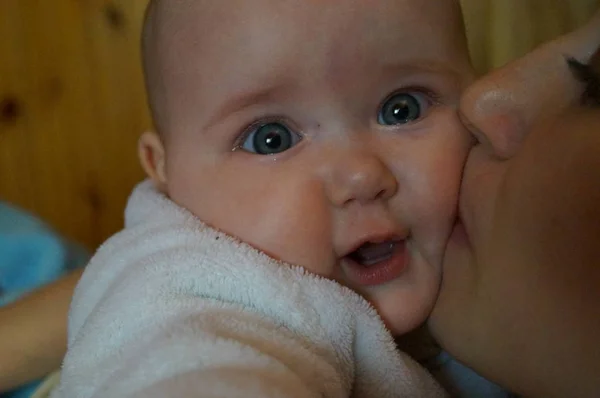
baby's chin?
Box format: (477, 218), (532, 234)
(368, 273), (440, 338)
(383, 303), (434, 337)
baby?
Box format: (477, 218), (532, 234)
(54, 1), (473, 397)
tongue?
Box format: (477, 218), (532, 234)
(351, 241), (395, 266)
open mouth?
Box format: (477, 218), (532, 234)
(349, 241), (398, 266)
(343, 239), (407, 286)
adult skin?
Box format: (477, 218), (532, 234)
(0, 268), (83, 392)
(430, 10), (600, 398)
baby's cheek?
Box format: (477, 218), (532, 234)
(436, 122), (471, 210)
(417, 126), (470, 259)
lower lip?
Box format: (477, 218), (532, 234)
(342, 242), (407, 287)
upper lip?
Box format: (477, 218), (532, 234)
(340, 230), (407, 259)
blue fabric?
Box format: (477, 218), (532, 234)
(2, 382), (39, 398)
(0, 202), (87, 398)
(428, 351), (518, 397)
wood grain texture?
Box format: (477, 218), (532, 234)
(0, 0), (597, 249)
(462, 0), (600, 73)
(0, 1), (151, 249)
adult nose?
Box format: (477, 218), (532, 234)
(323, 143), (398, 207)
(459, 10), (600, 159)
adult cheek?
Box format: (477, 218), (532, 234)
(428, 149), (518, 381)
(454, 112), (600, 397)
(428, 244), (481, 355)
(427, 155), (490, 356)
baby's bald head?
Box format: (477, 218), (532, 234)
(141, 0), (170, 135)
(141, 0), (469, 138)
(143, 0), (205, 135)
(137, 2), (474, 338)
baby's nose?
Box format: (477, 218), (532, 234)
(324, 146), (398, 207)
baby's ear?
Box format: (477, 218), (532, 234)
(138, 131), (167, 191)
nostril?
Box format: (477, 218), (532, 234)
(375, 189), (387, 200)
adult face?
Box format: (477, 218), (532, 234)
(430, 11), (600, 398)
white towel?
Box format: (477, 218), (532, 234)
(52, 180), (446, 398)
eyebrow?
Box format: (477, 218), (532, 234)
(591, 46), (600, 73)
(380, 60), (466, 80)
(202, 59), (465, 131)
(566, 53), (600, 106)
(203, 86), (282, 130)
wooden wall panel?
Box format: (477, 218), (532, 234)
(462, 0), (600, 73)
(0, 1), (150, 249)
(0, 0), (597, 249)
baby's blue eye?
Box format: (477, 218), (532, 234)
(378, 92), (428, 126)
(241, 122), (301, 155)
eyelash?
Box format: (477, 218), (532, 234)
(388, 87), (442, 107)
(566, 57), (600, 106)
(232, 116), (295, 150)
(231, 87), (442, 150)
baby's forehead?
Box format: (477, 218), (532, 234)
(147, 0), (466, 68)
(143, 0), (468, 132)
(148, 0), (464, 37)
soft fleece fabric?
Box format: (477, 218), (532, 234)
(53, 181), (446, 398)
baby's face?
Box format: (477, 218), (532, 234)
(143, 0), (473, 335)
